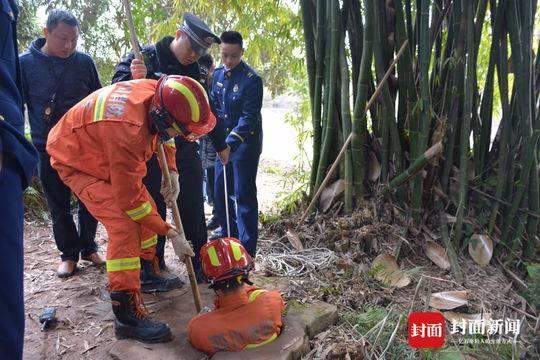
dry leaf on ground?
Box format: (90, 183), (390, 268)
(371, 254), (411, 288)
(319, 179), (346, 213)
(468, 234), (493, 266)
(286, 230), (304, 251)
(424, 241), (451, 269)
(443, 311), (492, 324)
(430, 290), (468, 310)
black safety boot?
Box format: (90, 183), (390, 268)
(140, 258), (184, 293)
(110, 290), (172, 343)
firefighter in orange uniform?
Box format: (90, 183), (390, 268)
(188, 238), (285, 355)
(46, 75), (215, 343)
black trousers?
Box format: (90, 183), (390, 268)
(205, 166), (216, 207)
(38, 151), (98, 261)
(0, 155), (25, 359)
(143, 141), (207, 274)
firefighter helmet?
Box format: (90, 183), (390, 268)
(200, 237), (254, 284)
(150, 75), (216, 141)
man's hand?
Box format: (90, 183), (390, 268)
(160, 171), (179, 207)
(166, 228), (195, 257)
(217, 145), (231, 165)
(130, 58), (147, 79)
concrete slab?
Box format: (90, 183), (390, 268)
(287, 300), (338, 339)
(212, 317), (309, 360)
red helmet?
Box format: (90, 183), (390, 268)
(200, 238), (254, 284)
(150, 75), (216, 141)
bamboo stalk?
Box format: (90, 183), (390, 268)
(454, 0), (475, 246)
(373, 0), (391, 181)
(300, 0), (316, 126)
(503, 0), (539, 248)
(489, 12), (511, 234)
(351, 0), (374, 199)
(523, 0), (539, 254)
(441, 2), (467, 191)
(411, 0), (432, 222)
(314, 0), (340, 193)
(339, 22), (353, 213)
(308, 0), (325, 196)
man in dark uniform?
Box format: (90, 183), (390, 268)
(112, 13), (229, 287)
(0, 0), (39, 357)
(210, 31), (263, 257)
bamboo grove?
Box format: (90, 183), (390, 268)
(300, 0), (539, 258)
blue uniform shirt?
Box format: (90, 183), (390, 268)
(210, 61), (263, 160)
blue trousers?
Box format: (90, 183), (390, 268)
(0, 155), (25, 359)
(38, 151), (97, 261)
(214, 156), (260, 257)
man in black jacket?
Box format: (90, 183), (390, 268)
(112, 13), (229, 288)
(20, 9), (103, 278)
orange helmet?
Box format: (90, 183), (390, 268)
(200, 238), (254, 284)
(150, 75), (216, 142)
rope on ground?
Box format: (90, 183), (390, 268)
(256, 239), (337, 277)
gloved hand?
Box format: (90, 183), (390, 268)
(166, 228), (195, 258)
(130, 58), (147, 79)
(160, 171), (179, 207)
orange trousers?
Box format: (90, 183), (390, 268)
(73, 178), (158, 291)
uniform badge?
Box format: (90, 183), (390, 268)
(217, 82), (223, 88)
(247, 72), (253, 78)
(233, 84), (239, 92)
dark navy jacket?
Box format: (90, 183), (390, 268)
(0, 0), (37, 186)
(112, 36), (226, 153)
(0, 120), (37, 189)
(210, 61), (263, 161)
(0, 0), (24, 134)
(19, 38), (101, 151)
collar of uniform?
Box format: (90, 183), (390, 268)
(215, 286), (249, 310)
(225, 60), (246, 78)
(155, 36), (178, 68)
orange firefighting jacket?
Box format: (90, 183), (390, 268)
(46, 79), (177, 235)
(188, 285), (285, 355)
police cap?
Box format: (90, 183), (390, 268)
(181, 13), (221, 56)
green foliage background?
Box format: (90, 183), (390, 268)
(16, 0), (305, 93)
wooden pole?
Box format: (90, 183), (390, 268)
(121, 0), (201, 313)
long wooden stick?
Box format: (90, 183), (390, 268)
(156, 148), (202, 313)
(299, 40), (409, 223)
(121, 0), (201, 313)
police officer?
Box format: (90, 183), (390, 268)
(0, 0), (39, 357)
(210, 31), (263, 257)
(112, 13), (229, 286)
